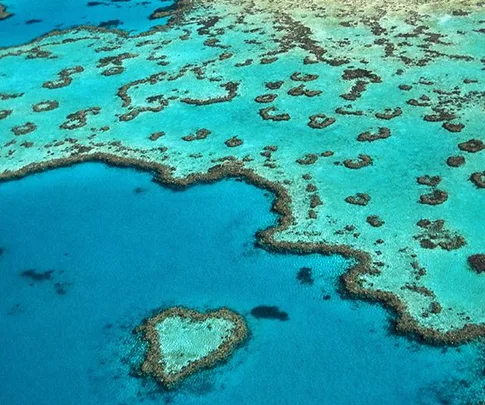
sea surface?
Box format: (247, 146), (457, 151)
(0, 0), (175, 46)
(0, 163), (484, 405)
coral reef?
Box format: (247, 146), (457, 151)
(137, 306), (247, 388)
(0, 0), (484, 347)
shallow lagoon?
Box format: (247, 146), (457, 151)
(0, 163), (484, 404)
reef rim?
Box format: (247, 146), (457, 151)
(136, 306), (248, 388)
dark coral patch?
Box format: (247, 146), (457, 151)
(288, 84), (321, 97)
(345, 193), (371, 206)
(468, 255), (485, 273)
(98, 20), (122, 29)
(375, 108), (402, 120)
(235, 59), (252, 67)
(20, 269), (54, 282)
(255, 94), (277, 103)
(308, 114), (335, 129)
(0, 109), (12, 120)
(423, 111), (455, 122)
(447, 156), (465, 167)
(99, 52), (137, 77)
(149, 132), (165, 141)
(12, 122), (37, 136)
(343, 154), (373, 169)
(296, 153), (318, 165)
(0, 93), (23, 101)
(259, 106), (290, 121)
(357, 127), (390, 142)
(407, 97), (431, 107)
(54, 282), (72, 295)
(181, 82), (239, 106)
(342, 68), (381, 82)
(306, 183), (317, 192)
(33, 100), (59, 113)
(133, 187), (146, 194)
(417, 175), (441, 187)
(419, 189), (448, 205)
(367, 215), (384, 227)
(420, 239), (436, 249)
(43, 66), (84, 90)
(470, 172), (485, 188)
(250, 305), (289, 321)
(102, 66), (124, 76)
(458, 139), (484, 153)
(97, 52), (137, 68)
(290, 72), (318, 82)
(310, 194), (323, 208)
(149, 4), (177, 20)
(336, 107), (363, 116)
(60, 107), (101, 130)
(225, 136), (243, 147)
(260, 57), (278, 64)
(182, 128), (211, 142)
(25, 19), (42, 25)
(442, 122), (465, 133)
(219, 52), (233, 61)
(297, 267), (314, 285)
(341, 81), (371, 100)
(415, 219), (465, 251)
(265, 81), (284, 90)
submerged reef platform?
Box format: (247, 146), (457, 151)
(0, 0), (484, 347)
(137, 307), (248, 387)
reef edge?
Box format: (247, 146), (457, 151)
(1, 152), (484, 346)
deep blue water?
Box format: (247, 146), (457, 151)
(0, 0), (175, 46)
(0, 163), (484, 404)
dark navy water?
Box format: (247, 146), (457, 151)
(0, 163), (483, 404)
(0, 0), (175, 46)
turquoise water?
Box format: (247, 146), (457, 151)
(0, 163), (484, 404)
(0, 0), (175, 46)
(1, 0), (485, 402)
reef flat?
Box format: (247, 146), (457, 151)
(0, 0), (484, 346)
(138, 307), (247, 388)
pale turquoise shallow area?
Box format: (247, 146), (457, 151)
(155, 315), (237, 374)
(0, 163), (484, 404)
